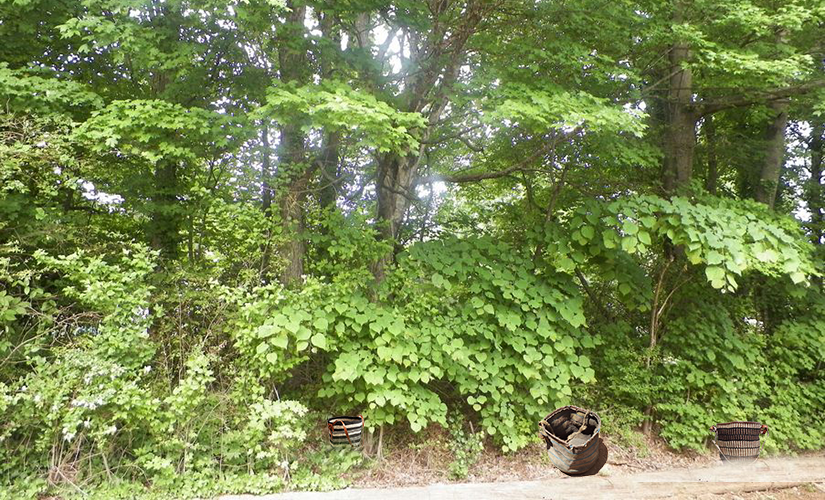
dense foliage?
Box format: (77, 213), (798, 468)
(1, 0), (824, 497)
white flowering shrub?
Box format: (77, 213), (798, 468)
(1, 244), (311, 495)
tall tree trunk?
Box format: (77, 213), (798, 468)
(149, 160), (180, 260)
(275, 1), (310, 286)
(650, 4), (698, 431)
(317, 10), (342, 214)
(261, 127), (273, 215)
(755, 28), (791, 209)
(373, 155), (420, 282)
(260, 126), (274, 278)
(278, 125), (309, 286)
(704, 114), (718, 194)
(663, 17), (696, 193)
(754, 100), (789, 208)
(807, 121), (824, 247)
(317, 131), (341, 213)
(370, 1), (485, 283)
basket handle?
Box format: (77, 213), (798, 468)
(709, 425), (724, 460)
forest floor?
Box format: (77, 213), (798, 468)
(347, 428), (720, 487)
(221, 455), (825, 500)
(213, 426), (825, 500)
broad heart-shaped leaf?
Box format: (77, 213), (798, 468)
(705, 266), (725, 283)
(257, 324), (277, 338)
(377, 345), (392, 360)
(311, 333), (328, 349)
(706, 250), (724, 265)
(790, 272), (806, 284)
(570, 364), (584, 379)
(295, 326), (312, 341)
(388, 321), (404, 336)
(313, 317), (329, 330)
(637, 230), (652, 246)
(603, 230), (617, 249)
(755, 248), (778, 263)
(285, 320), (301, 334)
(621, 236), (637, 253)
(623, 221), (639, 235)
(271, 334), (288, 349)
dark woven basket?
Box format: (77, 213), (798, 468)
(711, 421), (768, 463)
(327, 415), (364, 446)
(539, 405), (601, 475)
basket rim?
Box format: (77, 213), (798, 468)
(713, 421), (763, 426)
(327, 415), (364, 425)
(540, 405), (601, 451)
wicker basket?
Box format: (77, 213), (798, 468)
(711, 421), (768, 463)
(539, 405), (601, 475)
(327, 415), (364, 446)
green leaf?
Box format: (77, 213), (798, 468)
(311, 333), (328, 349)
(271, 334), (288, 349)
(621, 236), (637, 253)
(603, 230), (617, 249)
(706, 251), (723, 265)
(257, 324), (277, 338)
(705, 266), (725, 282)
(637, 230), (651, 246)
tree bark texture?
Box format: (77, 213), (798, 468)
(663, 30), (696, 192)
(704, 114), (718, 194)
(149, 160), (180, 260)
(754, 100), (788, 209)
(275, 1), (310, 286)
(807, 121), (824, 247)
(372, 1), (486, 282)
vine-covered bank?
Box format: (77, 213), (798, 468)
(1, 0), (824, 497)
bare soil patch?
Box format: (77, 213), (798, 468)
(346, 426), (720, 488)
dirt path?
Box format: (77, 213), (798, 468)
(220, 457), (825, 500)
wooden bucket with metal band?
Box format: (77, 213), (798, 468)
(327, 415), (364, 446)
(711, 421), (767, 463)
(539, 405), (601, 475)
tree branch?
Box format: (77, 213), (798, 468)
(417, 127), (578, 185)
(695, 79), (825, 117)
(416, 145), (549, 184)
